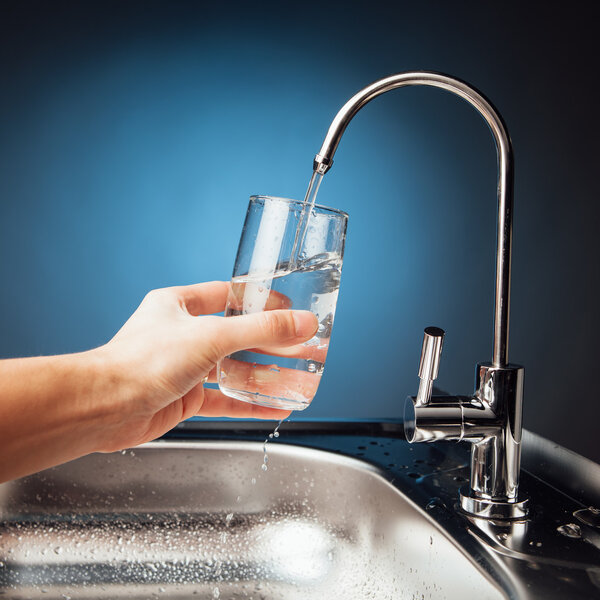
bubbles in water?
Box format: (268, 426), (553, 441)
(557, 523), (582, 538)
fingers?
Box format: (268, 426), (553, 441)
(198, 387), (293, 419)
(218, 356), (321, 402)
(210, 310), (318, 358)
(172, 281), (230, 316)
(204, 365), (218, 383)
(227, 281), (292, 312)
(248, 340), (329, 362)
(159, 281), (291, 317)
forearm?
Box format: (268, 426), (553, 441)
(0, 283), (319, 483)
(0, 351), (124, 483)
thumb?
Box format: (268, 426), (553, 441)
(209, 310), (318, 358)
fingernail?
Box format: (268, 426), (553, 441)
(293, 311), (319, 337)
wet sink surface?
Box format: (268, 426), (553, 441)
(0, 441), (505, 599)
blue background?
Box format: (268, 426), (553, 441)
(1, 1), (599, 461)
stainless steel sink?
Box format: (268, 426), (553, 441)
(1, 420), (599, 599)
(0, 438), (505, 599)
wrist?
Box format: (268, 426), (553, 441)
(82, 345), (148, 451)
(0, 350), (135, 482)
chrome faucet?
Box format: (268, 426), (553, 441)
(313, 71), (528, 519)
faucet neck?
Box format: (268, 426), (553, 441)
(313, 71), (514, 368)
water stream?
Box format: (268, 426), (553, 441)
(289, 171), (324, 269)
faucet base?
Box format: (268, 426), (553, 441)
(459, 487), (529, 520)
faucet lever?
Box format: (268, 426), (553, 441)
(416, 327), (445, 406)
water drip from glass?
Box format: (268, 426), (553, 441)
(262, 419), (285, 471)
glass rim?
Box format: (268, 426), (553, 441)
(249, 194), (349, 219)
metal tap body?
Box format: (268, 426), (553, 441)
(314, 72), (527, 518)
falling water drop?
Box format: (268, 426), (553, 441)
(262, 419), (285, 472)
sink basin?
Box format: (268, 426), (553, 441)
(2, 420), (600, 599)
(0, 439), (505, 599)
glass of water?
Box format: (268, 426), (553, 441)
(218, 195), (348, 411)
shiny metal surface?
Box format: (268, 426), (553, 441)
(468, 364), (524, 502)
(0, 440), (506, 599)
(2, 421), (600, 599)
(405, 359), (527, 516)
(311, 71), (513, 368)
(311, 71), (524, 516)
(415, 327), (444, 407)
(404, 395), (465, 442)
(460, 487), (529, 520)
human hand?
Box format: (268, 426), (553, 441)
(94, 282), (318, 452)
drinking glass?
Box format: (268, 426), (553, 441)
(218, 195), (348, 411)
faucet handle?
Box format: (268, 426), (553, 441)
(416, 327), (445, 406)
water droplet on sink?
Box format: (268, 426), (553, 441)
(213, 587), (220, 598)
(425, 497), (445, 511)
(54, 546), (63, 555)
(557, 523), (582, 538)
(573, 506), (600, 528)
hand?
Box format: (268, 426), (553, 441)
(94, 281), (319, 452)
(0, 281), (319, 482)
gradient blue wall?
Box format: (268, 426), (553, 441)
(1, 1), (598, 460)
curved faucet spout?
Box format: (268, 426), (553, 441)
(312, 71), (514, 369)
